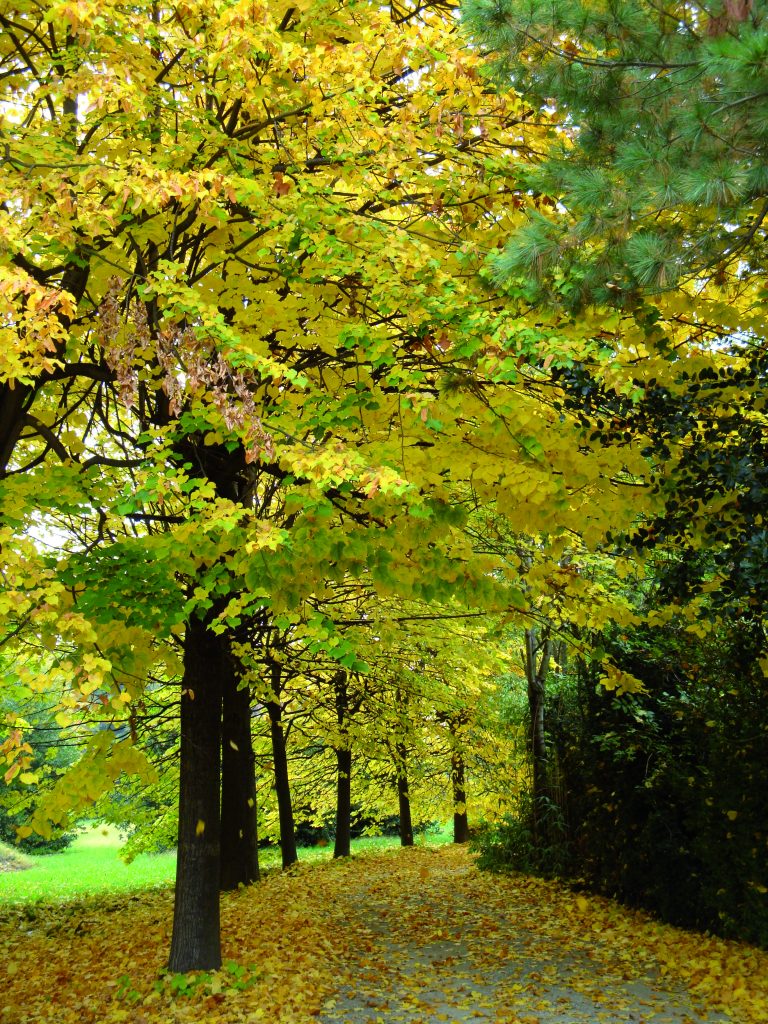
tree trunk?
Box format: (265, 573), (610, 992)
(333, 670), (352, 858)
(442, 712), (470, 844)
(395, 741), (413, 847)
(267, 662), (297, 868)
(524, 626), (552, 840)
(0, 383), (33, 478)
(334, 747), (352, 858)
(168, 615), (223, 972)
(220, 649), (259, 891)
(0, 263), (89, 476)
(451, 745), (470, 844)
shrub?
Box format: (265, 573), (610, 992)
(472, 794), (572, 879)
(0, 812), (74, 854)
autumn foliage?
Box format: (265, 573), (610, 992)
(2, 847), (768, 1024)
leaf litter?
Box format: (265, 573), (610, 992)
(0, 846), (766, 1023)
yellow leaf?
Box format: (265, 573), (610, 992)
(599, 664), (646, 695)
(196, 819), (206, 836)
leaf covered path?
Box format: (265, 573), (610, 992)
(1, 846), (766, 1024)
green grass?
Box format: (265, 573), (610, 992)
(0, 824), (176, 905)
(0, 823), (454, 906)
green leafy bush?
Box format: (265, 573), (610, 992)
(473, 794), (571, 879)
(0, 816), (74, 855)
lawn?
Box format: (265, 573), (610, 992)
(0, 823), (453, 905)
(0, 825), (175, 905)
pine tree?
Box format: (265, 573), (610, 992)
(462, 0), (768, 308)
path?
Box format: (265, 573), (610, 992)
(318, 848), (736, 1024)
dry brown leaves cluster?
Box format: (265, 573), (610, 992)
(1, 847), (766, 1024)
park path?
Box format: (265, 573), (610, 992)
(316, 847), (742, 1024)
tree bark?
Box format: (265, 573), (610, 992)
(445, 713), (470, 844)
(334, 747), (352, 858)
(395, 741), (414, 847)
(0, 262), (89, 477)
(220, 649), (259, 891)
(0, 383), (33, 478)
(267, 661), (297, 868)
(524, 626), (552, 840)
(451, 745), (470, 844)
(168, 614), (223, 972)
(333, 671), (352, 858)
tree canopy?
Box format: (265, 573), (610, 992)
(462, 0), (768, 309)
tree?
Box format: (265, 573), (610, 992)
(2, 0), (666, 975)
(523, 625), (553, 840)
(461, 0), (768, 665)
(391, 688), (415, 847)
(462, 0), (768, 619)
(462, 0), (768, 310)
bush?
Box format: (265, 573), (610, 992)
(472, 795), (572, 878)
(555, 617), (768, 948)
(0, 812), (74, 855)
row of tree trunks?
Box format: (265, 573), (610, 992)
(169, 441), (263, 971)
(170, 628), (473, 970)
